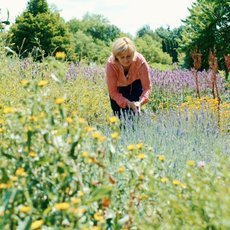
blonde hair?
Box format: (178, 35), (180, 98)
(112, 37), (136, 58)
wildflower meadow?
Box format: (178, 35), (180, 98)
(0, 49), (229, 229)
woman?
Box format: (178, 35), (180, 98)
(105, 37), (152, 119)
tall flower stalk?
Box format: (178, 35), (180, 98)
(191, 49), (202, 99)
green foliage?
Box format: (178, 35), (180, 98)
(27, 0), (49, 16)
(179, 0), (230, 74)
(155, 26), (183, 63)
(67, 13), (121, 64)
(135, 34), (172, 65)
(7, 0), (75, 61)
(0, 51), (229, 229)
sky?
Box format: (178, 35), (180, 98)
(1, 0), (196, 36)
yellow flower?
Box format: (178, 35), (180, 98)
(29, 115), (38, 122)
(55, 51), (66, 59)
(21, 79), (29, 87)
(172, 180), (181, 186)
(78, 118), (86, 123)
(54, 202), (70, 211)
(160, 177), (169, 183)
(179, 183), (187, 189)
(139, 194), (148, 200)
(55, 97), (65, 105)
(38, 80), (48, 87)
(29, 151), (37, 158)
(136, 143), (143, 149)
(81, 151), (88, 158)
(138, 175), (144, 181)
(92, 227), (101, 230)
(77, 207), (86, 215)
(11, 176), (18, 182)
(0, 183), (11, 189)
(127, 144), (135, 151)
(94, 212), (104, 221)
(0, 128), (3, 133)
(66, 117), (73, 124)
(15, 167), (27, 177)
(84, 126), (93, 132)
(92, 131), (101, 139)
(158, 155), (165, 162)
(20, 205), (31, 213)
(187, 160), (195, 167)
(71, 197), (81, 204)
(109, 116), (118, 124)
(111, 132), (119, 139)
(77, 191), (84, 197)
(137, 153), (146, 160)
(99, 135), (106, 142)
(3, 107), (14, 114)
(31, 220), (43, 230)
(117, 166), (125, 173)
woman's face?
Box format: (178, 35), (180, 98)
(116, 49), (134, 68)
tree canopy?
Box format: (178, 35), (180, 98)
(8, 0), (74, 60)
(179, 0), (230, 73)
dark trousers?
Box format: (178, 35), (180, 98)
(110, 79), (142, 119)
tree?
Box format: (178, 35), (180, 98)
(79, 13), (121, 44)
(155, 26), (183, 63)
(179, 0), (230, 76)
(7, 0), (75, 61)
(135, 34), (172, 65)
(67, 13), (121, 64)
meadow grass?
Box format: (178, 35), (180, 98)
(0, 49), (229, 229)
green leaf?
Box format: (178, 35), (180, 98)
(85, 186), (113, 204)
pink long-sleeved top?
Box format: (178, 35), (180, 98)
(106, 52), (152, 108)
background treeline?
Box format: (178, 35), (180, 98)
(0, 0), (229, 77)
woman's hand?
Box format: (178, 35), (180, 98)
(134, 101), (141, 114)
(128, 101), (141, 114)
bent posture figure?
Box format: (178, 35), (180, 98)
(105, 37), (152, 119)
